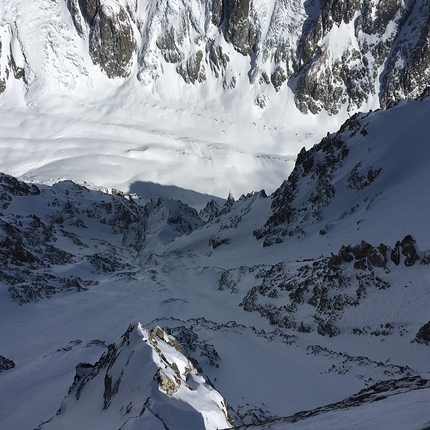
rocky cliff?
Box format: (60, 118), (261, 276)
(2, 0), (430, 114)
(39, 323), (233, 430)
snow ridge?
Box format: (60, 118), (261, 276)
(39, 323), (233, 430)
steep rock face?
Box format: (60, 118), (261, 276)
(66, 0), (136, 77)
(294, 0), (416, 114)
(0, 23), (25, 94)
(92, 0), (430, 111)
(254, 130), (350, 244)
(0, 173), (40, 208)
(3, 0), (430, 113)
(39, 323), (233, 430)
(380, 2), (430, 107)
(224, 0), (255, 55)
(176, 50), (207, 84)
(415, 321), (430, 345)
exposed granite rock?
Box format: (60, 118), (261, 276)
(415, 321), (430, 345)
(271, 66), (287, 92)
(67, 0), (136, 78)
(381, 2), (430, 107)
(240, 236), (425, 337)
(335, 241), (388, 270)
(390, 235), (420, 267)
(399, 235), (420, 267)
(212, 0), (224, 27)
(0, 173), (40, 210)
(355, 0), (406, 37)
(0, 24), (25, 95)
(321, 0), (361, 26)
(89, 4), (136, 78)
(156, 28), (184, 64)
(176, 50), (206, 84)
(0, 355), (15, 372)
(77, 0), (99, 24)
(254, 132), (349, 243)
(347, 162), (382, 191)
(199, 199), (221, 222)
(66, 0), (85, 36)
(294, 0), (421, 114)
(298, 0), (361, 68)
(59, 0), (430, 113)
(206, 38), (230, 78)
(224, 0), (255, 55)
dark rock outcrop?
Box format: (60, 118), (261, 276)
(238, 237), (426, 337)
(224, 0), (255, 55)
(5, 0), (430, 114)
(415, 321), (430, 345)
(0, 355), (15, 372)
(391, 235), (421, 267)
(67, 0), (136, 78)
(380, 2), (430, 108)
(0, 24), (25, 95)
(294, 0), (428, 114)
(0, 173), (40, 209)
(176, 50), (206, 84)
(254, 132), (349, 243)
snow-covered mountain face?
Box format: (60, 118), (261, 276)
(1, 96), (430, 429)
(1, 1), (430, 429)
(39, 323), (233, 430)
(2, 0), (430, 113)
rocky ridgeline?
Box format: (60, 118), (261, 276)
(254, 132), (349, 246)
(221, 235), (430, 339)
(207, 190), (267, 250)
(253, 111), (385, 246)
(0, 173), (205, 303)
(38, 323), (234, 430)
(2, 0), (430, 113)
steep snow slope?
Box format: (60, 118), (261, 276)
(39, 323), (233, 430)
